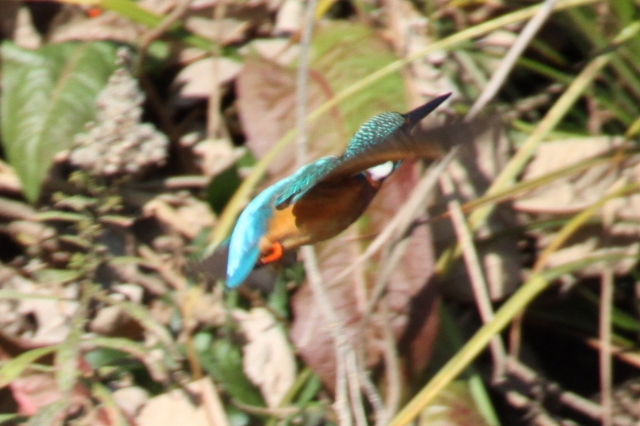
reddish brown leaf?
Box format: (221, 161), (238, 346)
(236, 56), (344, 182)
(290, 163), (440, 388)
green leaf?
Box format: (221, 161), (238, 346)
(94, 295), (182, 368)
(0, 413), (27, 425)
(0, 41), (118, 202)
(311, 22), (406, 138)
(199, 337), (265, 407)
(0, 346), (57, 388)
(34, 268), (83, 285)
(55, 317), (83, 392)
(86, 336), (169, 382)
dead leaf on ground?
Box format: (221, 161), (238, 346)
(173, 57), (242, 101)
(291, 164), (441, 388)
(233, 307), (296, 407)
(184, 17), (249, 45)
(12, 6), (41, 49)
(382, 0), (455, 102)
(237, 22), (406, 185)
(514, 137), (640, 277)
(49, 11), (142, 45)
(236, 56), (342, 182)
(10, 372), (93, 419)
(241, 39), (300, 66)
(432, 117), (521, 301)
(137, 377), (228, 426)
(11, 373), (64, 416)
(514, 137), (631, 215)
(2, 274), (79, 345)
(143, 193), (215, 239)
(273, 0), (302, 35)
(189, 138), (245, 177)
(0, 159), (22, 194)
(113, 386), (149, 419)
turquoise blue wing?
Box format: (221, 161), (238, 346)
(274, 156), (342, 210)
(226, 179), (290, 287)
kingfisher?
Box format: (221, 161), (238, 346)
(226, 93), (452, 288)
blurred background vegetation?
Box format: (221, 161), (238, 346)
(1, 0), (640, 425)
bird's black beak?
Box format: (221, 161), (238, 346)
(403, 92), (452, 129)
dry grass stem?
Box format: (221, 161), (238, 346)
(467, 0), (558, 120)
(440, 172), (507, 381)
(599, 269), (614, 426)
(329, 148), (459, 287)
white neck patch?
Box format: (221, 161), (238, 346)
(365, 161), (395, 182)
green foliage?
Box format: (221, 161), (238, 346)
(197, 334), (266, 407)
(0, 41), (118, 202)
(311, 22), (406, 138)
(0, 346), (57, 388)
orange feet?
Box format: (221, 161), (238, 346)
(259, 242), (284, 265)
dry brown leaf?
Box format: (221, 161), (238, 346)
(273, 0), (302, 35)
(11, 372), (92, 418)
(11, 373), (64, 416)
(138, 0), (176, 14)
(173, 57), (242, 101)
(233, 307), (296, 407)
(184, 17), (249, 45)
(1, 274), (79, 345)
(537, 223), (640, 277)
(382, 0), (455, 103)
(12, 6), (41, 49)
(177, 286), (226, 327)
(418, 380), (491, 425)
(241, 39), (300, 66)
(143, 193), (215, 239)
(291, 164), (441, 387)
(432, 118), (521, 301)
(137, 377), (228, 426)
(236, 57), (342, 182)
(514, 138), (640, 277)
(290, 237), (358, 387)
(49, 12), (142, 45)
(89, 297), (145, 340)
(113, 386), (149, 419)
(0, 159), (22, 194)
(514, 137), (629, 214)
(189, 138), (245, 177)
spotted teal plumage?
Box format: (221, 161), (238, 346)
(226, 93), (451, 287)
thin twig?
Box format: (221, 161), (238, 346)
(466, 0), (558, 120)
(359, 367), (388, 426)
(507, 359), (606, 422)
(300, 246), (352, 426)
(346, 350), (368, 426)
(379, 298), (401, 423)
(358, 236), (409, 335)
(599, 269), (614, 426)
(293, 0), (362, 422)
(440, 173), (507, 382)
(206, 0), (228, 140)
(295, 0), (316, 164)
(199, 379), (230, 426)
(137, 0), (192, 72)
(502, 390), (560, 426)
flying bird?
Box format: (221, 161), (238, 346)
(226, 93), (452, 287)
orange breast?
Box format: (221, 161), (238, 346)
(260, 176), (378, 255)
